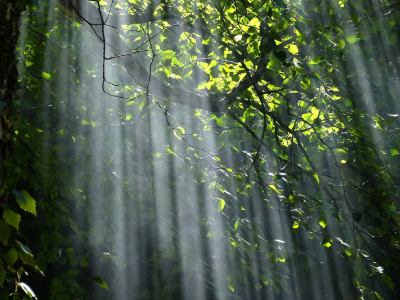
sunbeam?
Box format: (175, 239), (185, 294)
(1, 0), (399, 299)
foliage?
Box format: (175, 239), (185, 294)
(1, 0), (400, 299)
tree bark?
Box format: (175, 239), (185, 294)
(0, 2), (20, 198)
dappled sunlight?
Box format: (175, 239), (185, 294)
(1, 0), (399, 299)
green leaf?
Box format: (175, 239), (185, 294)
(227, 275), (234, 292)
(90, 276), (109, 291)
(166, 146), (178, 157)
(172, 57), (183, 68)
(174, 127), (185, 139)
(288, 44), (298, 55)
(18, 249), (35, 267)
(337, 39), (345, 49)
(381, 274), (393, 291)
(277, 19), (288, 31)
(197, 81), (207, 89)
(292, 221), (300, 231)
(42, 71), (52, 80)
(2, 248), (18, 266)
(248, 18), (260, 28)
(321, 238), (332, 248)
(301, 77), (311, 89)
(313, 173), (319, 184)
(67, 270), (80, 277)
(0, 219), (10, 245)
(176, 126), (185, 135)
(269, 30), (281, 42)
(234, 219), (239, 231)
(3, 209), (21, 230)
(346, 35), (357, 44)
(159, 50), (175, 58)
(319, 214), (327, 228)
(269, 184), (280, 194)
(16, 190), (37, 216)
(218, 199), (226, 212)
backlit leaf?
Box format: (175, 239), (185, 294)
(42, 71), (51, 80)
(218, 199), (225, 212)
(16, 190), (37, 216)
(346, 35), (357, 44)
(90, 276), (109, 291)
(3, 210), (20, 230)
(319, 215), (327, 228)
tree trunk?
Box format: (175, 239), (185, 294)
(0, 1), (20, 192)
(0, 1), (21, 289)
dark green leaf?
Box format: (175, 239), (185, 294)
(274, 51), (287, 62)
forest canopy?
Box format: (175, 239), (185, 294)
(1, 0), (400, 299)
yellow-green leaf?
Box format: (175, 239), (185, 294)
(177, 126), (185, 135)
(42, 71), (52, 80)
(345, 249), (352, 257)
(292, 221), (300, 231)
(227, 275), (234, 292)
(3, 210), (20, 230)
(16, 190), (37, 216)
(166, 146), (178, 157)
(248, 18), (260, 28)
(321, 238), (332, 248)
(346, 35), (357, 44)
(288, 44), (298, 54)
(269, 184), (280, 194)
(218, 199), (226, 212)
(313, 173), (319, 184)
(198, 81), (207, 89)
(172, 57), (183, 68)
(319, 215), (327, 228)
